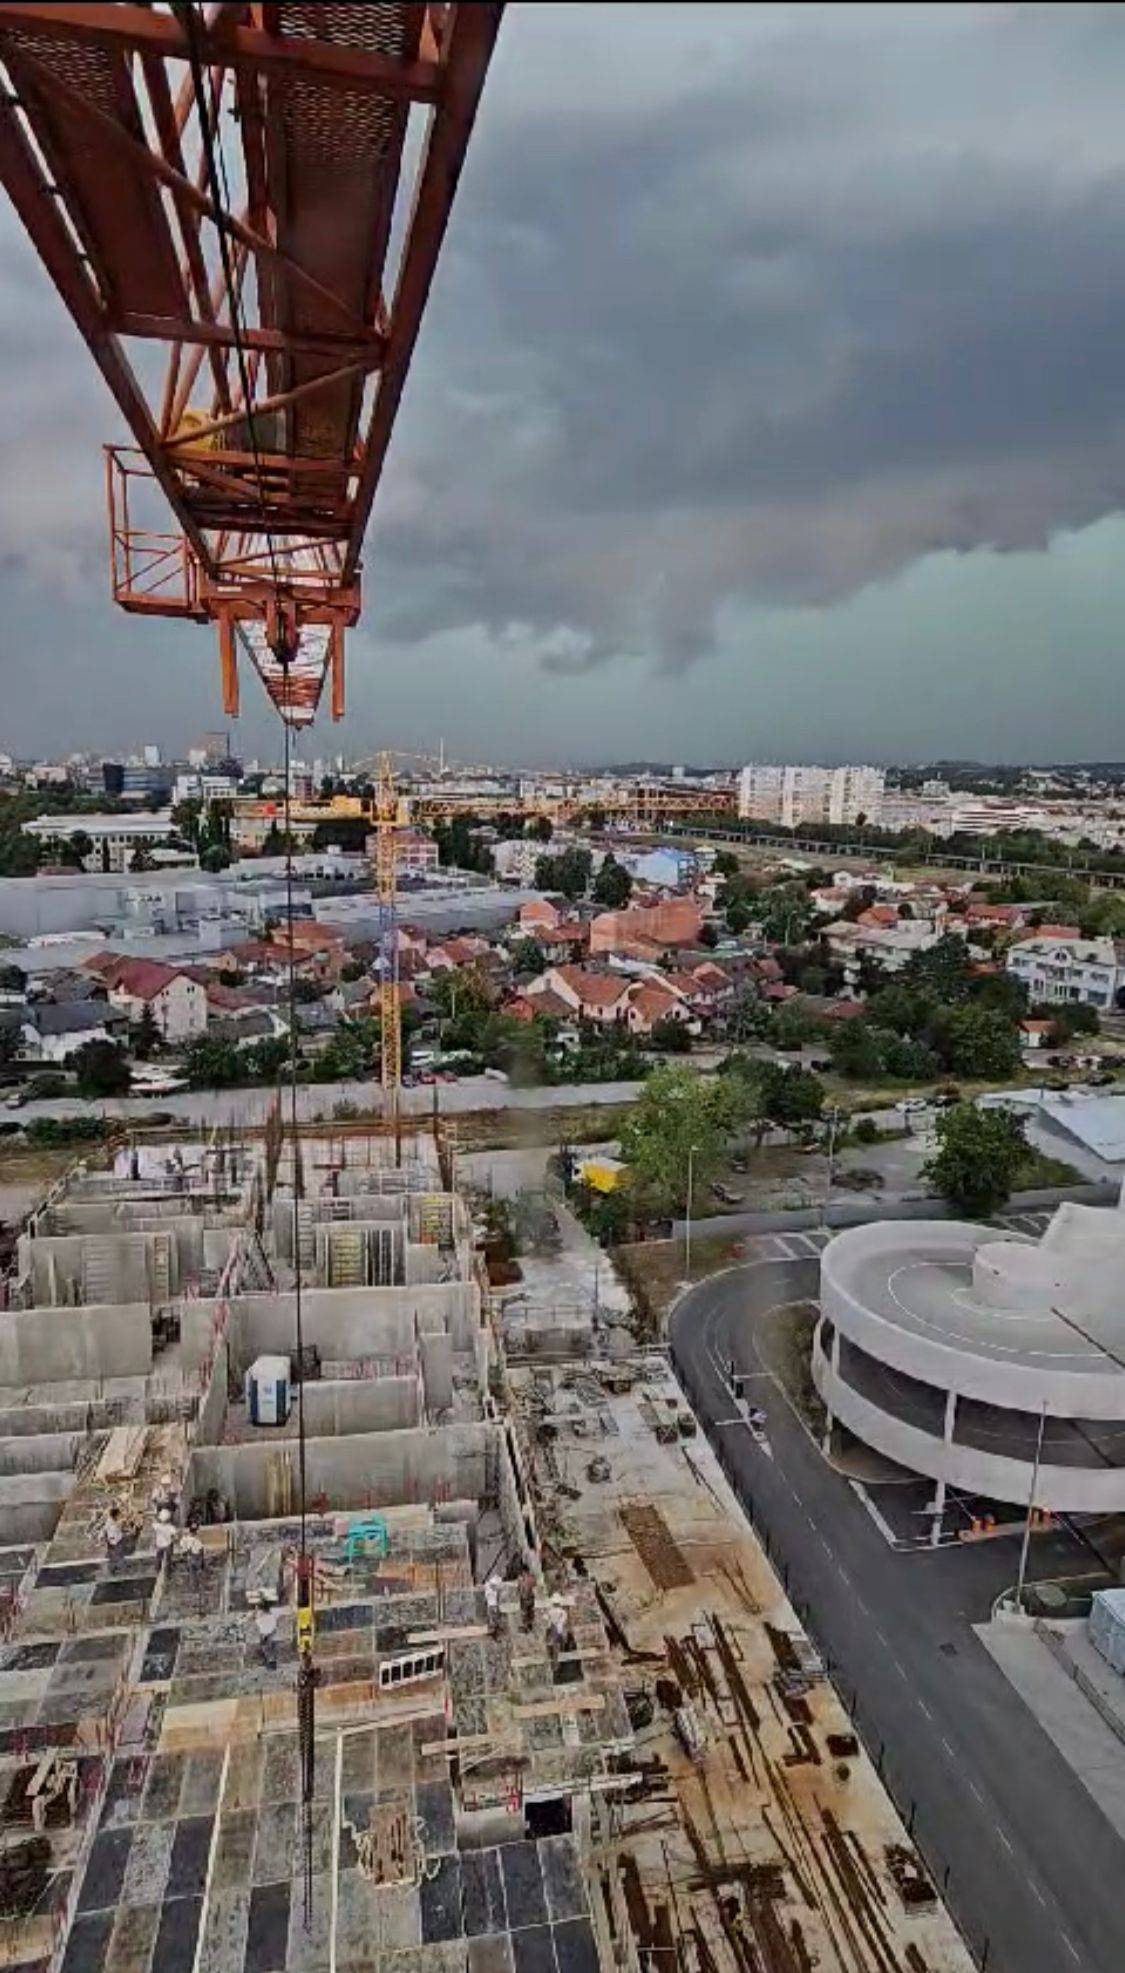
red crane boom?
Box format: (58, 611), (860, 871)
(0, 2), (503, 723)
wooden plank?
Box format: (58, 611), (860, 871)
(511, 1694), (606, 1720)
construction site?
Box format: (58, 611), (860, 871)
(0, 1109), (975, 1973)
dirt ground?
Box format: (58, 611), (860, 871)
(0, 1143), (83, 1227)
(613, 1232), (749, 1332)
(448, 1101), (631, 1151)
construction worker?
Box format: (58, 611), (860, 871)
(483, 1571), (504, 1639)
(102, 1507), (126, 1575)
(251, 1593), (280, 1669)
(545, 1592), (571, 1663)
(517, 1568), (536, 1633)
(154, 1509), (177, 1576)
(151, 1472), (178, 1518)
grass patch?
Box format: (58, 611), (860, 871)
(1012, 1147), (1083, 1190)
(448, 1103), (632, 1152)
(613, 1233), (747, 1334)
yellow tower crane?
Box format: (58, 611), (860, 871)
(374, 753), (409, 1123)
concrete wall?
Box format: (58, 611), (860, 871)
(0, 1303), (152, 1384)
(0, 1470), (74, 1544)
(194, 1335), (230, 1448)
(211, 1282), (479, 1375)
(298, 1377), (419, 1436)
(188, 1420), (492, 1520)
(813, 1332), (1125, 1512)
(0, 1433), (79, 1476)
(21, 1228), (202, 1306)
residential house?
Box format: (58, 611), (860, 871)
(1006, 936), (1125, 1012)
(1019, 1019), (1055, 1050)
(589, 899), (704, 954)
(92, 957), (208, 1041)
(22, 1001), (127, 1064)
(530, 965), (629, 1026)
(426, 936), (492, 974)
(519, 898), (561, 934)
(621, 980), (694, 1036)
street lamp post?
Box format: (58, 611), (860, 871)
(820, 1105), (843, 1228)
(1015, 1400), (1049, 1616)
(684, 1142), (697, 1280)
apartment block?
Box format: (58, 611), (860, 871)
(737, 761), (885, 828)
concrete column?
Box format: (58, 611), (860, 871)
(929, 1387), (957, 1547)
(420, 1331), (453, 1416)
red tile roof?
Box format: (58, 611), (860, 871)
(103, 958), (191, 1002)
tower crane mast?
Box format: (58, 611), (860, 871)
(374, 750), (407, 1121)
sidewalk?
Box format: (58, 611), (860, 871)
(975, 1617), (1125, 1842)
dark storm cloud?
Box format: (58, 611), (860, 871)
(362, 2), (1125, 668)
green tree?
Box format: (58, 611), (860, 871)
(181, 1035), (244, 1088)
(925, 1103), (1028, 1217)
(133, 1003), (160, 1060)
(582, 806), (607, 833)
(511, 938), (546, 977)
(199, 843), (232, 873)
(772, 997), (826, 1051)
(129, 842), (156, 873)
(725, 986), (771, 1042)
(526, 815), (553, 842)
(756, 885), (814, 945)
(535, 847), (592, 901)
(172, 798), (203, 850)
(619, 1064), (743, 1217)
(905, 933), (972, 1003)
(650, 1016), (692, 1053)
(246, 1036), (289, 1081)
(754, 1060), (825, 1129)
(73, 1038), (131, 1099)
(829, 1018), (888, 1080)
(713, 850), (740, 878)
(592, 854), (632, 909)
(942, 1005), (1022, 1079)
(725, 899), (751, 936)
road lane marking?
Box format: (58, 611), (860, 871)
(998, 1829), (1013, 1854)
(1031, 1883), (1046, 1908)
(918, 1698), (933, 1719)
(940, 1736), (955, 1758)
(1062, 1936), (1081, 1963)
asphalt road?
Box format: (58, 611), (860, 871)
(1, 1075), (645, 1128)
(670, 1258), (1125, 1973)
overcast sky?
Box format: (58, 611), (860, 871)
(4, 3), (1125, 765)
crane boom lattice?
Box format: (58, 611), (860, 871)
(0, 1), (503, 723)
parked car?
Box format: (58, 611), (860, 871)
(711, 1182), (744, 1206)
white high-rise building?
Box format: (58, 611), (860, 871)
(737, 762), (884, 829)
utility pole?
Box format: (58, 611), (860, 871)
(1015, 1401), (1048, 1615)
(684, 1142), (697, 1280)
(820, 1105), (843, 1228)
